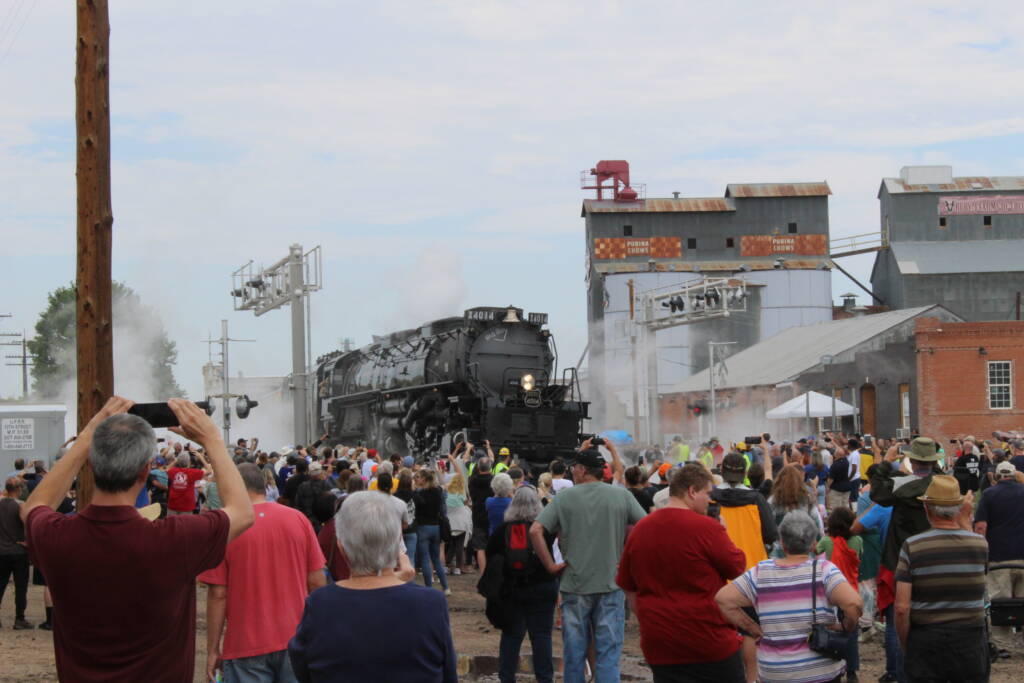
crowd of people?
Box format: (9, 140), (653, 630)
(2, 400), (1024, 683)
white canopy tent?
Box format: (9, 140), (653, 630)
(766, 390), (858, 420)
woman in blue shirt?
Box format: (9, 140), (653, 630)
(289, 491), (457, 683)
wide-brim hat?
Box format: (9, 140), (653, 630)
(908, 437), (940, 462)
(917, 474), (964, 506)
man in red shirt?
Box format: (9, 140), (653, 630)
(167, 449), (209, 515)
(22, 397), (254, 683)
(201, 463), (327, 682)
(617, 463), (747, 683)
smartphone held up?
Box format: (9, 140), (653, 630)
(128, 401), (213, 428)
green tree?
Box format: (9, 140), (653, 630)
(28, 282), (185, 400)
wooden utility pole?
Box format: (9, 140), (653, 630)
(76, 0), (114, 508)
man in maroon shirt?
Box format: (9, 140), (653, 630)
(22, 397), (254, 683)
(617, 463), (747, 683)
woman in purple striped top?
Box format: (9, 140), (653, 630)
(716, 510), (863, 683)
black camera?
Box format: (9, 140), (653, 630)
(744, 436), (763, 446)
(590, 436), (606, 446)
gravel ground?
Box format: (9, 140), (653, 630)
(2, 575), (1022, 681)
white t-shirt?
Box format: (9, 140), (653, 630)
(551, 478), (574, 495)
(847, 450), (860, 478)
(820, 448), (833, 468)
(387, 494), (412, 527)
(361, 459), (376, 480)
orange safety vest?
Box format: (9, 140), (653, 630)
(719, 504), (767, 570)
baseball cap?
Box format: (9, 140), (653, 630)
(499, 447), (511, 456)
(658, 462), (672, 479)
(570, 449), (605, 469)
(996, 461), (1017, 477)
(309, 462), (323, 474)
(402, 455), (414, 467)
(721, 453), (747, 484)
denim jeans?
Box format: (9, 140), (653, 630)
(499, 579), (559, 683)
(839, 608), (858, 672)
(417, 524), (448, 590)
(884, 603), (907, 682)
(560, 590), (625, 683)
(223, 649), (297, 683)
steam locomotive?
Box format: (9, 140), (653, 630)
(314, 306), (589, 468)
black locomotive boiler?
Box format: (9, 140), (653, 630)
(314, 306), (588, 469)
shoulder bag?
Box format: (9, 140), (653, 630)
(807, 557), (852, 659)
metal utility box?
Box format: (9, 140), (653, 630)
(0, 404), (68, 472)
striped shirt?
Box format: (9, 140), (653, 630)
(895, 527), (988, 626)
(733, 558), (847, 683)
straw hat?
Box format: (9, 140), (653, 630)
(137, 503), (162, 522)
(917, 475), (965, 506)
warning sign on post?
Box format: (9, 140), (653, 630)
(2, 418), (34, 451)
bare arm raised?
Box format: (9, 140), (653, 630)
(169, 399), (254, 542)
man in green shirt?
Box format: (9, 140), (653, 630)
(530, 439), (646, 683)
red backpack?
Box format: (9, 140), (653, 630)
(504, 521), (538, 581)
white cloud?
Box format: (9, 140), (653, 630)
(2, 0), (1023, 400)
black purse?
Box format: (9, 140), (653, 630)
(807, 557), (853, 660)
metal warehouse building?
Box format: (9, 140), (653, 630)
(582, 160), (834, 435)
(872, 166), (1024, 321)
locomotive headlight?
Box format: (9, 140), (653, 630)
(521, 373), (535, 391)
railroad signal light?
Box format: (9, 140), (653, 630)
(235, 394), (259, 419)
(661, 295), (685, 313)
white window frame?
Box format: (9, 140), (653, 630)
(899, 383), (911, 429)
(987, 360), (1013, 410)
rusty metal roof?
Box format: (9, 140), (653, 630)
(725, 182), (832, 198)
(592, 259), (828, 274)
(881, 176), (1024, 195)
(582, 197), (734, 214)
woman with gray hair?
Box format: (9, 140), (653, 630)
(485, 486), (559, 683)
(289, 491), (456, 682)
(486, 472), (515, 535)
(716, 510), (862, 683)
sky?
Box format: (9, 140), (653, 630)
(2, 0), (1023, 403)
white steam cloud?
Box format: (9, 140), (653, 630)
(396, 247), (468, 326)
(47, 296), (182, 438)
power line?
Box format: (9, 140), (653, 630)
(0, 0), (39, 69)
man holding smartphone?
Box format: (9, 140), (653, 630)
(21, 397), (254, 683)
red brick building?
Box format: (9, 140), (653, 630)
(916, 318), (1024, 439)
